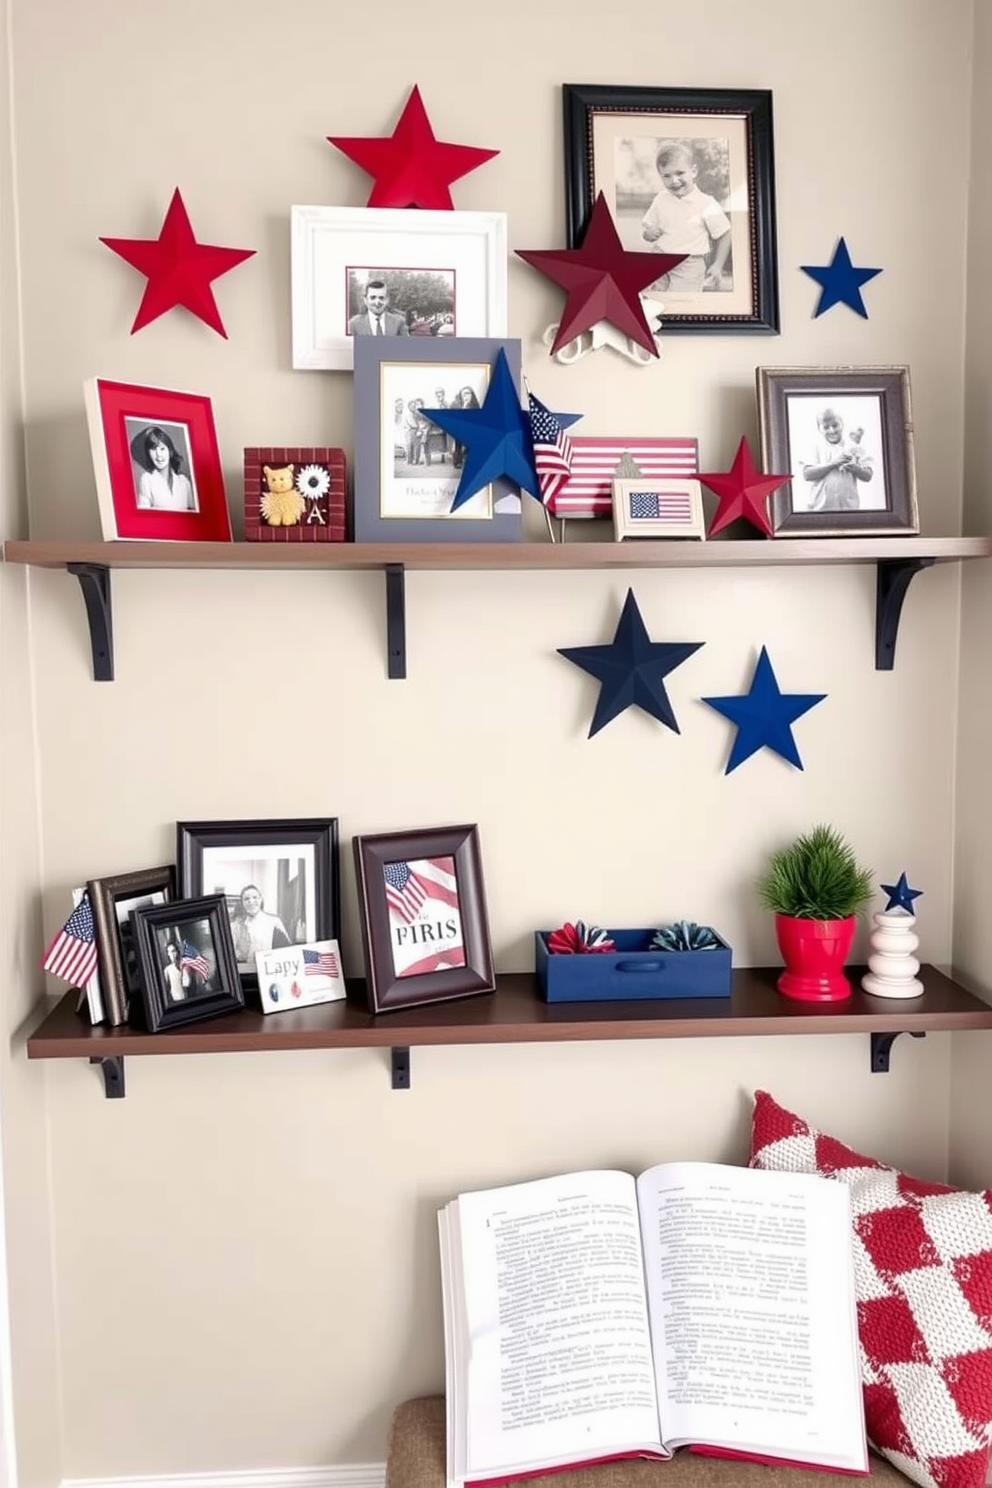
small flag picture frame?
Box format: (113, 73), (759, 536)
(612, 477), (706, 542)
(254, 938), (345, 1014)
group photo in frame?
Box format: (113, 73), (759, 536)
(756, 366), (919, 537)
(562, 84), (779, 334)
(87, 864), (177, 1026)
(130, 894), (244, 1033)
(83, 378), (231, 542)
(291, 206), (507, 371)
(177, 817), (340, 991)
(352, 824), (495, 1014)
(352, 336), (524, 543)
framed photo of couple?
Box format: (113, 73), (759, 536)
(756, 366), (919, 537)
(562, 84), (779, 334)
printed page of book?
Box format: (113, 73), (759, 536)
(439, 1170), (664, 1488)
(635, 1161), (867, 1473)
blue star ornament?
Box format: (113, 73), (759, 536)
(880, 872), (923, 914)
(421, 348), (540, 512)
(702, 646), (826, 774)
(800, 237), (882, 319)
(558, 589), (703, 738)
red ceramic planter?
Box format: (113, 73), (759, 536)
(774, 913), (856, 1002)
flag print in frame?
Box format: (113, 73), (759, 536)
(353, 825), (495, 1013)
(612, 477), (706, 540)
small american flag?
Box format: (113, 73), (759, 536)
(42, 893), (99, 987)
(383, 858), (459, 925)
(180, 941), (210, 981)
(303, 948), (340, 979)
(550, 437), (698, 519)
(527, 394), (574, 507)
(630, 487), (694, 521)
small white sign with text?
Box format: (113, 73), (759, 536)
(254, 939), (346, 1014)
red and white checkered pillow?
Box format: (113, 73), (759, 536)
(750, 1090), (992, 1488)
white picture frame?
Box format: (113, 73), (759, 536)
(291, 206), (508, 371)
(612, 478), (706, 540)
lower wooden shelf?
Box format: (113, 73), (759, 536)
(26, 965), (992, 1095)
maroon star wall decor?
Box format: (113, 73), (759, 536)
(516, 193), (685, 357)
(99, 189), (256, 337)
(327, 85), (498, 209)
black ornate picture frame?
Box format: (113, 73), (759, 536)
(563, 84), (779, 335)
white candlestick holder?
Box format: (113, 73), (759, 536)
(861, 909), (923, 999)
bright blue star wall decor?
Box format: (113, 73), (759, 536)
(558, 589), (703, 738)
(800, 236), (882, 318)
(702, 646), (826, 773)
(421, 347), (540, 511)
(880, 872), (923, 914)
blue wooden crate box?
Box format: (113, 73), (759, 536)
(535, 928), (732, 1003)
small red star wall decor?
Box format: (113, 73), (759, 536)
(100, 189), (256, 337)
(327, 85), (498, 210)
(697, 436), (790, 538)
(516, 193), (686, 358)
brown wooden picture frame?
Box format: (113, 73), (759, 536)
(87, 864), (177, 1026)
(353, 824), (495, 1014)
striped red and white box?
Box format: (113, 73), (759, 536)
(549, 436), (698, 520)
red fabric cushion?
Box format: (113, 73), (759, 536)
(749, 1090), (992, 1488)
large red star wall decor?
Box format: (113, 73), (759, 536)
(327, 85), (498, 209)
(697, 436), (791, 538)
(516, 193), (686, 358)
(100, 189), (256, 337)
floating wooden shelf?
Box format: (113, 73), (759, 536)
(27, 965), (992, 1096)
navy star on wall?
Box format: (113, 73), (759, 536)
(702, 646), (826, 773)
(800, 236), (882, 319)
(558, 589), (703, 738)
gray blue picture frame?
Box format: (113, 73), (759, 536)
(352, 336), (524, 543)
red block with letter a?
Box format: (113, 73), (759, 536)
(243, 446), (347, 542)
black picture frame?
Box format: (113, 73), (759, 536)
(177, 818), (340, 993)
(87, 864), (177, 1026)
(563, 84), (779, 335)
(130, 894), (244, 1033)
(756, 365), (920, 537)
(353, 824), (495, 1014)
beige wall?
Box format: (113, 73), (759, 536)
(4, 0), (987, 1479)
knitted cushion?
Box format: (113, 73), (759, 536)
(749, 1090), (992, 1488)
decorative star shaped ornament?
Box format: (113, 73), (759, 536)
(422, 348), (539, 511)
(697, 436), (790, 538)
(516, 193), (685, 358)
(879, 872), (923, 914)
(99, 189), (256, 337)
(702, 646), (826, 773)
(327, 85), (498, 209)
(800, 236), (882, 319)
(558, 589), (704, 738)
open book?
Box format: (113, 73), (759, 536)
(438, 1161), (868, 1487)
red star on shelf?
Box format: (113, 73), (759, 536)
(99, 189), (256, 337)
(697, 436), (790, 538)
(326, 85), (498, 209)
(516, 193), (685, 358)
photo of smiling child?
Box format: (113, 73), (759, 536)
(785, 398), (887, 514)
(640, 138), (732, 294)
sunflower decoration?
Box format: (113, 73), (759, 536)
(295, 463), (330, 522)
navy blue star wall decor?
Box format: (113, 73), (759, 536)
(702, 646), (826, 774)
(421, 347), (540, 511)
(558, 589), (703, 738)
(800, 237), (882, 319)
(880, 872), (923, 914)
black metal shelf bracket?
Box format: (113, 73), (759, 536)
(870, 1030), (925, 1073)
(67, 563), (114, 681)
(391, 1046), (411, 1090)
(90, 1055), (125, 1098)
(875, 557), (935, 671)
(385, 564), (406, 680)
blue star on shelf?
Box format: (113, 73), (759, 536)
(800, 237), (882, 319)
(880, 872), (923, 914)
(702, 646), (826, 774)
(558, 589), (703, 738)
(421, 348), (540, 512)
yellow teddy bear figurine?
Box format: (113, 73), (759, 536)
(260, 464), (306, 526)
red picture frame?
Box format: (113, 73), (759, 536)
(84, 378), (231, 542)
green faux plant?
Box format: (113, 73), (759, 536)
(756, 824), (874, 921)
